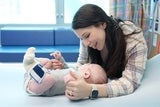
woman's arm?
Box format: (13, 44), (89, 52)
(65, 72), (108, 100)
(76, 40), (89, 67)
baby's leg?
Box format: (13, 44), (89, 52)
(27, 73), (55, 95)
(23, 47), (55, 95)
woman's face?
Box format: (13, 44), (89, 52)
(74, 23), (106, 51)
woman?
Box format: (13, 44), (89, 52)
(65, 4), (148, 100)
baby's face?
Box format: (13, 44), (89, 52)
(63, 64), (104, 84)
(63, 71), (77, 84)
(78, 64), (91, 73)
(63, 64), (91, 84)
(78, 63), (101, 75)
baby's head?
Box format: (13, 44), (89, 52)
(64, 63), (107, 84)
(78, 63), (107, 84)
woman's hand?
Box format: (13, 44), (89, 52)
(65, 71), (92, 100)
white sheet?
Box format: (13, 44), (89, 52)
(0, 55), (160, 107)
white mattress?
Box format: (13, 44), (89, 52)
(0, 55), (160, 107)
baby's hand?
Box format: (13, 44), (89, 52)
(50, 51), (64, 69)
(50, 51), (62, 61)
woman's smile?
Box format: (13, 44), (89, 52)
(93, 42), (97, 49)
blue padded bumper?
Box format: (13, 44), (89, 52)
(0, 27), (80, 62)
(1, 27), (55, 46)
(0, 46), (79, 62)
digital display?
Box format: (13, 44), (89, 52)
(33, 64), (44, 78)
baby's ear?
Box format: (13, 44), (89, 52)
(83, 71), (90, 79)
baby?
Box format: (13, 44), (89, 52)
(23, 47), (107, 96)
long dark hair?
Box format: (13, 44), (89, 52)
(72, 4), (126, 79)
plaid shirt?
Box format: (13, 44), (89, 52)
(106, 21), (148, 97)
(77, 21), (148, 97)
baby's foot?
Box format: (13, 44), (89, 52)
(23, 47), (39, 72)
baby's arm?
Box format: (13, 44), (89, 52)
(36, 51), (63, 70)
(37, 58), (53, 69)
(50, 51), (69, 69)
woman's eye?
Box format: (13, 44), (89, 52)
(85, 34), (90, 38)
